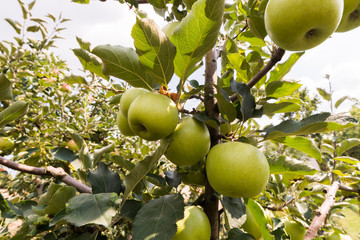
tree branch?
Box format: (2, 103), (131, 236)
(0, 156), (92, 194)
(203, 48), (221, 240)
(230, 47), (285, 102)
(304, 181), (340, 240)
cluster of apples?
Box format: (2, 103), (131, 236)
(117, 88), (271, 239)
(264, 0), (360, 51)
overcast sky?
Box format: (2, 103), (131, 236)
(1, 0), (360, 113)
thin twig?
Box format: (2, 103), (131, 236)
(0, 156), (92, 193)
(304, 181), (340, 240)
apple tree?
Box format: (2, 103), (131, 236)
(1, 0), (360, 239)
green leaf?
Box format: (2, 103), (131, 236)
(63, 74), (87, 85)
(0, 101), (29, 129)
(122, 140), (169, 208)
(147, 0), (168, 8)
(268, 156), (317, 175)
(132, 18), (176, 87)
(335, 96), (351, 109)
(0, 193), (19, 218)
(274, 136), (322, 162)
(334, 156), (359, 165)
(71, 0), (90, 3)
(87, 162), (123, 195)
(0, 73), (13, 101)
(226, 228), (256, 240)
(268, 52), (304, 83)
(246, 199), (274, 240)
(230, 80), (256, 121)
(214, 92), (237, 123)
(337, 138), (360, 156)
(92, 45), (152, 90)
(265, 80), (302, 98)
(317, 88), (331, 101)
(38, 182), (63, 206)
(92, 143), (114, 166)
(263, 112), (357, 140)
(263, 101), (301, 116)
(64, 193), (118, 228)
(72, 49), (109, 80)
(120, 200), (142, 220)
(44, 186), (76, 215)
(171, 0), (224, 80)
(79, 140), (92, 170)
(132, 194), (184, 240)
(52, 147), (77, 162)
(76, 36), (91, 51)
(221, 196), (246, 229)
(5, 18), (22, 34)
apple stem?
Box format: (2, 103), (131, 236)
(204, 48), (221, 240)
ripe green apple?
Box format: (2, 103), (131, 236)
(0, 137), (14, 151)
(181, 170), (207, 186)
(206, 142), (269, 198)
(116, 110), (135, 136)
(172, 206), (211, 240)
(284, 220), (306, 240)
(67, 139), (79, 151)
(127, 92), (178, 141)
(264, 0), (343, 51)
(120, 87), (149, 117)
(164, 117), (210, 166)
(242, 207), (262, 240)
(336, 0), (360, 32)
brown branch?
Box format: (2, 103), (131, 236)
(203, 48), (221, 240)
(339, 184), (360, 195)
(304, 181), (340, 240)
(230, 47), (285, 102)
(0, 156), (92, 194)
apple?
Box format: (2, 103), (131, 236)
(181, 170), (207, 186)
(0, 137), (15, 151)
(116, 110), (135, 136)
(264, 0), (343, 51)
(119, 87), (149, 117)
(164, 117), (210, 166)
(242, 207), (262, 240)
(172, 206), (211, 240)
(284, 220), (306, 240)
(336, 0), (360, 32)
(206, 142), (269, 198)
(127, 92), (178, 141)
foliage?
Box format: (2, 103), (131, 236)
(0, 0), (359, 240)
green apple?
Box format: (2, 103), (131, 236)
(181, 170), (207, 186)
(206, 142), (269, 198)
(172, 206), (211, 240)
(284, 220), (306, 240)
(120, 87), (149, 117)
(116, 110), (135, 136)
(336, 0), (360, 32)
(264, 0), (343, 51)
(0, 137), (14, 151)
(127, 92), (178, 141)
(67, 139), (79, 151)
(242, 207), (262, 240)
(164, 117), (210, 166)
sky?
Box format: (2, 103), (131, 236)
(1, 0), (360, 113)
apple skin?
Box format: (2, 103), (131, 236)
(206, 142), (269, 198)
(67, 139), (79, 151)
(120, 88), (149, 117)
(264, 0), (343, 51)
(172, 206), (211, 240)
(127, 92), (178, 141)
(242, 207), (262, 240)
(336, 0), (360, 32)
(0, 137), (14, 151)
(284, 220), (306, 240)
(164, 117), (210, 166)
(181, 170), (207, 186)
(116, 110), (135, 136)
